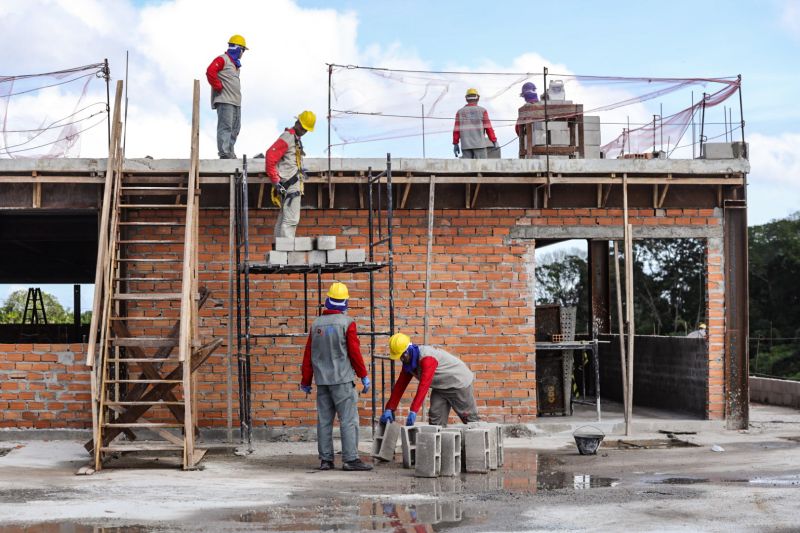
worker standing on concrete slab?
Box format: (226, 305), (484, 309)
(453, 88), (497, 159)
(206, 35), (247, 159)
(380, 333), (480, 427)
(266, 111), (315, 238)
(516, 82), (541, 157)
(301, 282), (373, 471)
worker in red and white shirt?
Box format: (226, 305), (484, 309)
(380, 333), (480, 427)
(206, 34), (247, 159)
(453, 88), (497, 159)
(265, 111), (316, 238)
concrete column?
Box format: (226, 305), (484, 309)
(588, 240), (611, 336)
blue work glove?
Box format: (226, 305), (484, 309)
(379, 409), (394, 424)
(300, 384), (312, 394)
(361, 376), (371, 394)
(453, 144), (460, 157)
(492, 141), (498, 149)
(406, 411), (417, 427)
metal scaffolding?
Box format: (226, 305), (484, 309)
(233, 154), (396, 448)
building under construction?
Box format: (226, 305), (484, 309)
(0, 69), (750, 470)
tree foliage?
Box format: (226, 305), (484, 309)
(0, 289), (73, 324)
(535, 248), (589, 333)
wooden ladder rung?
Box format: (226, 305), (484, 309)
(114, 277), (182, 282)
(118, 240), (185, 244)
(117, 258), (182, 263)
(110, 337), (179, 348)
(109, 316), (174, 321)
(102, 422), (184, 428)
(113, 293), (182, 300)
(118, 222), (185, 226)
(101, 442), (184, 452)
(105, 379), (183, 384)
(107, 357), (181, 363)
(119, 204), (187, 209)
(121, 187), (188, 194)
(105, 401), (184, 406)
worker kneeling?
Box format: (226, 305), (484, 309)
(301, 282), (373, 471)
(380, 333), (480, 427)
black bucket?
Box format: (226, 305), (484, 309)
(573, 425), (605, 455)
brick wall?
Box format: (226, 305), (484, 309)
(0, 204), (728, 429)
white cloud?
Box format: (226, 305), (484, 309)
(746, 131), (800, 224)
(781, 0), (800, 37)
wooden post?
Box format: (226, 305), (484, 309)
(423, 175), (435, 345)
(622, 173), (635, 435)
(612, 240), (628, 425)
(226, 175), (234, 443)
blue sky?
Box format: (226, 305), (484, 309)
(1, 0), (799, 308)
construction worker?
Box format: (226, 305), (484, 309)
(301, 282), (373, 471)
(266, 111), (316, 238)
(453, 88), (497, 159)
(516, 82), (541, 157)
(379, 333), (479, 427)
(206, 35), (247, 159)
(687, 322), (708, 339)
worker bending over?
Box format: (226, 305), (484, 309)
(380, 333), (480, 427)
(301, 282), (373, 471)
(453, 88), (497, 159)
(206, 35), (247, 159)
(266, 111), (316, 238)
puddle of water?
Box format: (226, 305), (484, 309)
(0, 449), (12, 458)
(235, 499), (469, 531)
(748, 474), (800, 486)
(602, 438), (698, 450)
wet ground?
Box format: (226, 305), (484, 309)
(2, 405), (800, 531)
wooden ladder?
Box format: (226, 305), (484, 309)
(86, 80), (219, 470)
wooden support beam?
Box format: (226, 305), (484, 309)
(470, 183), (481, 208)
(657, 183), (670, 208)
(400, 181), (412, 209)
(257, 182), (265, 209)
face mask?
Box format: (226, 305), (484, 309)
(227, 45), (243, 66)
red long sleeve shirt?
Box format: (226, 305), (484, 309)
(205, 54), (229, 91)
(384, 357), (439, 414)
(301, 310), (368, 386)
(452, 102), (497, 145)
(265, 128), (296, 184)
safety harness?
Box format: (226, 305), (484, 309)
(270, 134), (306, 208)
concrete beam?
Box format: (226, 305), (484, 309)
(511, 223), (724, 241)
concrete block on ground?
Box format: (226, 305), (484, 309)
(487, 425), (498, 470)
(584, 130), (602, 146)
(346, 248), (367, 263)
(415, 502), (443, 524)
(440, 501), (462, 522)
(584, 116), (601, 131)
(440, 431), (461, 477)
(443, 425), (468, 472)
(266, 250), (288, 265)
(287, 252), (307, 265)
(496, 424), (504, 467)
(417, 424), (441, 433)
(315, 235), (336, 250)
(308, 250), (327, 265)
(414, 431), (442, 478)
(464, 428), (490, 473)
(294, 237), (313, 251)
(327, 249), (346, 263)
(371, 422), (401, 462)
(400, 426), (419, 469)
(274, 237), (294, 252)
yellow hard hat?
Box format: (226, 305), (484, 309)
(389, 333), (411, 360)
(297, 110), (316, 132)
(465, 88), (479, 98)
(228, 34), (248, 49)
(699, 323), (707, 329)
(327, 281), (349, 300)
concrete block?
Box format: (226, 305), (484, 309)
(495, 424), (504, 467)
(327, 249), (346, 263)
(315, 235), (336, 250)
(400, 426), (419, 468)
(440, 501), (462, 522)
(417, 424), (441, 433)
(583, 146), (602, 159)
(371, 422), (401, 462)
(583, 130), (602, 146)
(287, 252), (306, 265)
(584, 115), (601, 131)
(414, 431), (441, 478)
(549, 130), (571, 146)
(346, 248), (366, 263)
(487, 425), (498, 470)
(442, 426), (468, 472)
(440, 431), (461, 477)
(702, 142), (734, 159)
(274, 237), (294, 252)
(294, 237), (313, 251)
(308, 250), (327, 265)
(464, 428), (490, 473)
(415, 502), (443, 524)
(547, 121), (568, 132)
(532, 130), (547, 145)
(266, 250), (287, 265)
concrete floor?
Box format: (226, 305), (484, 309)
(0, 403), (799, 532)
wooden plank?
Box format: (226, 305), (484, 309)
(110, 337), (179, 348)
(470, 183), (481, 208)
(113, 293), (181, 300)
(103, 422), (183, 428)
(257, 182), (265, 209)
(119, 204), (187, 209)
(400, 181), (412, 209)
(657, 183), (670, 208)
(32, 174), (41, 208)
(423, 175), (435, 345)
(101, 443), (184, 452)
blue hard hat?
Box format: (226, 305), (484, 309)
(520, 82), (537, 96)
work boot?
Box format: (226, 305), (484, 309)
(319, 460), (334, 471)
(342, 458), (373, 471)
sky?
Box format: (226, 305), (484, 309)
(1, 0), (799, 306)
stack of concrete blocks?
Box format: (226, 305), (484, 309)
(267, 235), (367, 266)
(268, 236), (312, 265)
(414, 427), (442, 478)
(583, 115), (602, 159)
(463, 427), (491, 473)
(371, 422), (401, 462)
(439, 430), (462, 477)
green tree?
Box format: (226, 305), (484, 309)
(0, 289), (72, 324)
(535, 248), (589, 333)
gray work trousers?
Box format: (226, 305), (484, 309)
(428, 384), (480, 427)
(316, 382), (360, 462)
(216, 103), (241, 159)
(461, 147), (488, 159)
(274, 178), (302, 238)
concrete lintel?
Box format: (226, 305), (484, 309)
(510, 224), (724, 240)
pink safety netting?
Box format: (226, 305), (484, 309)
(1, 63), (108, 159)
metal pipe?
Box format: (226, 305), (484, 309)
(543, 67), (550, 195)
(699, 93), (707, 158)
(242, 155), (253, 450)
(327, 64), (332, 189)
(421, 103), (426, 158)
(691, 91), (696, 159)
(737, 75), (747, 159)
(386, 153), (395, 385)
(227, 175), (234, 443)
(368, 166), (376, 434)
(103, 59), (111, 150)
